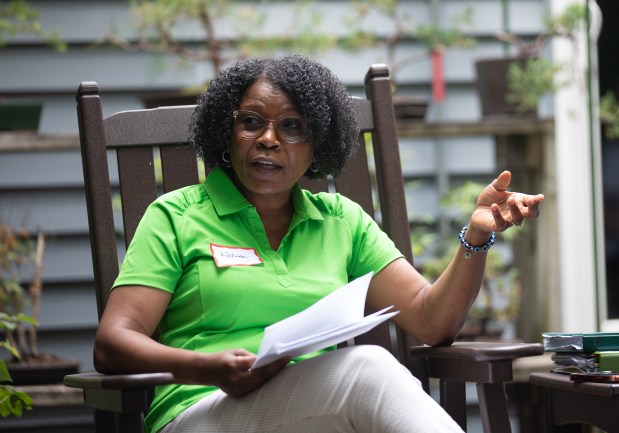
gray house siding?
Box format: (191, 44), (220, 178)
(0, 0), (546, 374)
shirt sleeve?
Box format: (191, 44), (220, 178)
(112, 197), (185, 294)
(338, 195), (405, 279)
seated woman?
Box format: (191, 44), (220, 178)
(93, 55), (544, 433)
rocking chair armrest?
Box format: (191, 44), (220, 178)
(410, 341), (544, 362)
(64, 372), (175, 390)
(64, 372), (175, 414)
(409, 341), (544, 385)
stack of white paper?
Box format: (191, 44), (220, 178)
(252, 272), (399, 369)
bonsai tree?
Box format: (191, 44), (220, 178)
(105, 0), (347, 78)
(106, 0), (475, 112)
(347, 1), (475, 103)
(496, 3), (586, 113)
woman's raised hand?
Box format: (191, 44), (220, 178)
(470, 171), (544, 233)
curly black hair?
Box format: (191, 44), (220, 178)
(190, 54), (359, 179)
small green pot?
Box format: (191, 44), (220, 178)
(0, 101), (43, 131)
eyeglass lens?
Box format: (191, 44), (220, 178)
(233, 110), (307, 144)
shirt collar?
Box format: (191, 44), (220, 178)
(203, 167), (252, 216)
(292, 184), (324, 223)
(204, 166), (324, 223)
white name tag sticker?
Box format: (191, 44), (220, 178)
(210, 244), (263, 267)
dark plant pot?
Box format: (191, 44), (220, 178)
(6, 355), (79, 385)
(0, 101), (43, 131)
(475, 57), (537, 119)
(392, 95), (429, 120)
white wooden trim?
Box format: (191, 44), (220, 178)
(550, 0), (606, 332)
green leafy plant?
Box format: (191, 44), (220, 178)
(0, 313), (34, 418)
(496, 3), (586, 113)
(506, 58), (566, 113)
(600, 91), (619, 140)
(0, 223), (43, 418)
(0, 224), (44, 360)
(411, 181), (522, 339)
(0, 0), (66, 51)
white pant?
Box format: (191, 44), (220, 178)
(161, 345), (464, 433)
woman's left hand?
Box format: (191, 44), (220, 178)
(471, 170), (544, 233)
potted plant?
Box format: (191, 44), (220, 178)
(475, 2), (586, 117)
(0, 222), (78, 386)
(411, 180), (522, 339)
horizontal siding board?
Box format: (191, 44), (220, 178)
(424, 88), (482, 122)
(399, 135), (494, 176)
(34, 329), (97, 372)
(0, 149), (84, 188)
(0, 95), (145, 134)
(19, 286), (98, 332)
(405, 178), (441, 218)
(0, 148), (119, 188)
(0, 42), (519, 95)
(0, 190), (122, 236)
(400, 139), (438, 177)
(10, 235), (93, 282)
(0, 190), (90, 234)
(5, 235), (122, 284)
(445, 136), (496, 173)
(0, 48), (208, 94)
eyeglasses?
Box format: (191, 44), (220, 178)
(232, 110), (309, 144)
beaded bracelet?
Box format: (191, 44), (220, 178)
(458, 225), (496, 259)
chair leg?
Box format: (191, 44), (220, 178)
(440, 379), (467, 431)
(115, 412), (145, 433)
(477, 383), (512, 433)
(94, 409), (117, 433)
(94, 409), (145, 433)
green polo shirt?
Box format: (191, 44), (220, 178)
(112, 166), (403, 433)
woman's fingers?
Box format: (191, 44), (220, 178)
(492, 170), (512, 191)
(500, 193), (545, 227)
(507, 195), (525, 225)
(491, 203), (511, 230)
(219, 352), (289, 398)
(526, 194), (545, 217)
